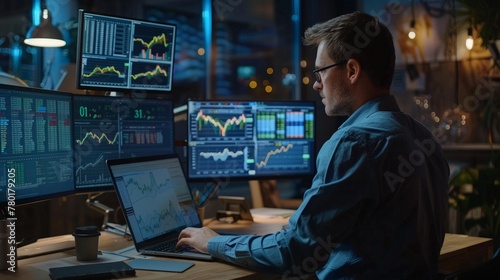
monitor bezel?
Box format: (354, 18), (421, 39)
(186, 99), (317, 182)
(75, 9), (177, 94)
(0, 84), (76, 206)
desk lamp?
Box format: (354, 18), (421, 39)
(24, 8), (66, 48)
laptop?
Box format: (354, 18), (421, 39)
(106, 154), (213, 261)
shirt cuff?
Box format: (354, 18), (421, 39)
(207, 235), (234, 260)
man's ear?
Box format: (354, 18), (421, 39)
(346, 59), (361, 84)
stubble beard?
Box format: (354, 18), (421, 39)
(325, 78), (353, 116)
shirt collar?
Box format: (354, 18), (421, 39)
(338, 95), (401, 130)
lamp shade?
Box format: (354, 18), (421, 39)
(24, 9), (66, 48)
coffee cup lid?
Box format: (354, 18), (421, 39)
(73, 225), (101, 237)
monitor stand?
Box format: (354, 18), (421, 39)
(105, 91), (124, 97)
(85, 192), (114, 230)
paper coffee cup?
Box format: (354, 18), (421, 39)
(73, 226), (101, 261)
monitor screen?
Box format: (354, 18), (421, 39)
(73, 94), (175, 192)
(187, 100), (316, 180)
(75, 9), (176, 93)
(0, 84), (74, 206)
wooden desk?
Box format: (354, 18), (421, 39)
(0, 218), (493, 279)
(439, 233), (494, 274)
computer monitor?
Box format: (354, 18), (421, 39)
(75, 9), (176, 93)
(0, 84), (74, 206)
(187, 100), (316, 180)
(73, 94), (175, 193)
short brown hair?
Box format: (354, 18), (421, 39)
(304, 11), (395, 89)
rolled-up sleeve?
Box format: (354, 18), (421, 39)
(208, 231), (291, 273)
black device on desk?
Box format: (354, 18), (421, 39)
(49, 261), (135, 280)
(216, 195), (253, 223)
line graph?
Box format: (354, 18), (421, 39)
(134, 33), (169, 49)
(132, 25), (174, 62)
(83, 65), (122, 78)
(195, 109), (247, 137)
(134, 33), (170, 60)
(130, 64), (168, 80)
(74, 151), (119, 187)
(256, 143), (293, 168)
(199, 147), (245, 161)
(123, 169), (184, 236)
(191, 146), (251, 176)
(76, 153), (105, 175)
(256, 143), (310, 170)
(81, 58), (128, 86)
(76, 131), (120, 145)
(136, 200), (182, 235)
(125, 171), (169, 198)
(130, 62), (171, 88)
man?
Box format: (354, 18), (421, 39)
(177, 11), (449, 279)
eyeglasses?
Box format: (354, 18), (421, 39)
(312, 61), (346, 83)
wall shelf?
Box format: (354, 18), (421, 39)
(442, 143), (500, 151)
(442, 143), (500, 165)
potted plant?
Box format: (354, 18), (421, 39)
(448, 152), (500, 247)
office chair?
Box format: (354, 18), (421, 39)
(441, 247), (500, 280)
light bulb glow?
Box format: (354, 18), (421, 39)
(465, 36), (474, 50)
(408, 29), (416, 40)
(408, 20), (416, 40)
(465, 27), (473, 50)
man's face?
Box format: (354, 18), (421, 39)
(313, 41), (353, 116)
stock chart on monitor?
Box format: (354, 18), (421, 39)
(0, 85), (74, 205)
(76, 10), (176, 92)
(73, 95), (174, 192)
(187, 100), (316, 180)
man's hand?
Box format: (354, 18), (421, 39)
(177, 227), (219, 254)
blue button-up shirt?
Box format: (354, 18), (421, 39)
(208, 95), (450, 279)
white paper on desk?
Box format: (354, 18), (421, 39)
(30, 251), (131, 272)
(250, 207), (295, 218)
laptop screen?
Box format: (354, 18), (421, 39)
(107, 155), (201, 243)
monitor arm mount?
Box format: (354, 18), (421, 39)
(86, 192), (114, 230)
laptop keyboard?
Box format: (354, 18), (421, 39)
(150, 240), (192, 253)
